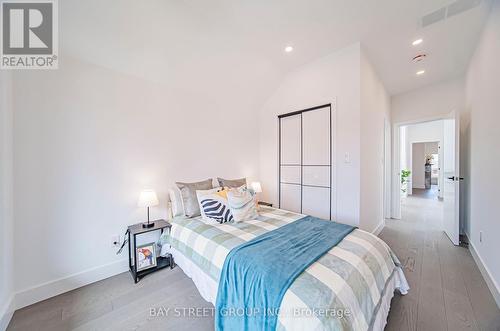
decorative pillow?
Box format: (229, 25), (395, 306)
(168, 187), (184, 217)
(197, 188), (234, 224)
(227, 186), (258, 223)
(217, 177), (247, 188)
(175, 179), (213, 218)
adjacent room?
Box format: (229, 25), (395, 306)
(1, 0), (499, 331)
(400, 120), (444, 200)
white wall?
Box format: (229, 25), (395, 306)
(11, 55), (261, 305)
(406, 120), (443, 143)
(0, 72), (14, 329)
(360, 50), (391, 232)
(411, 143), (426, 189)
(464, 0), (500, 305)
(259, 43), (390, 232)
(391, 77), (465, 124)
(259, 43), (361, 226)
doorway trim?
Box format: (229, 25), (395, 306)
(409, 141), (441, 194)
(391, 114), (451, 219)
(383, 117), (391, 220)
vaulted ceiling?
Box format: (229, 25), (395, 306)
(61, 0), (491, 98)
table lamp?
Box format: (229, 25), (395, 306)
(138, 189), (159, 228)
(251, 182), (262, 194)
(251, 182), (262, 205)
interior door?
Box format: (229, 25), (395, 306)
(279, 115), (302, 213)
(302, 107), (331, 219)
(442, 112), (460, 245)
(279, 105), (332, 217)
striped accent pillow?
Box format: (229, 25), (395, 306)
(196, 188), (234, 224)
(200, 198), (234, 223)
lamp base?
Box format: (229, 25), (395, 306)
(142, 221), (155, 229)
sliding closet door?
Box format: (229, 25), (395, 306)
(279, 105), (332, 219)
(302, 107), (331, 219)
(279, 115), (301, 213)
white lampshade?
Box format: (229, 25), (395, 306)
(251, 182), (262, 193)
(137, 190), (159, 207)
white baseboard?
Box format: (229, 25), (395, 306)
(468, 241), (500, 309)
(0, 294), (15, 331)
(14, 258), (128, 311)
(372, 219), (385, 236)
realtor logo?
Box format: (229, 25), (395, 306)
(1, 0), (58, 69)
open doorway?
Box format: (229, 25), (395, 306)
(392, 115), (460, 245)
(409, 141), (440, 199)
(399, 120), (444, 199)
(395, 120), (445, 231)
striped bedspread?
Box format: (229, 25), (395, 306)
(165, 207), (408, 331)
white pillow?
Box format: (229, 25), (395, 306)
(169, 187), (184, 217)
(227, 186), (258, 223)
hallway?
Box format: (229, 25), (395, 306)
(411, 185), (440, 200)
(382, 192), (500, 331)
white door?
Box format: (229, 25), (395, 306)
(442, 112), (460, 245)
(279, 115), (301, 211)
(302, 107), (331, 219)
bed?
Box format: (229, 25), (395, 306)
(162, 206), (409, 331)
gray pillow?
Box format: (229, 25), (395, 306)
(217, 177), (247, 188)
(175, 179), (213, 217)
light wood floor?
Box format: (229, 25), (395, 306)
(383, 193), (500, 331)
(8, 195), (500, 331)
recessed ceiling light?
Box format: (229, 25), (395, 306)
(285, 46), (293, 53)
(416, 70), (425, 75)
(412, 39), (423, 46)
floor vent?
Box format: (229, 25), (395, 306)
(421, 0), (482, 28)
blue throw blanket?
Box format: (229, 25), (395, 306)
(215, 216), (355, 331)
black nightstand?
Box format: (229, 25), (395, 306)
(258, 201), (273, 207)
(128, 219), (173, 283)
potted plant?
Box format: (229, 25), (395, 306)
(401, 169), (411, 197)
